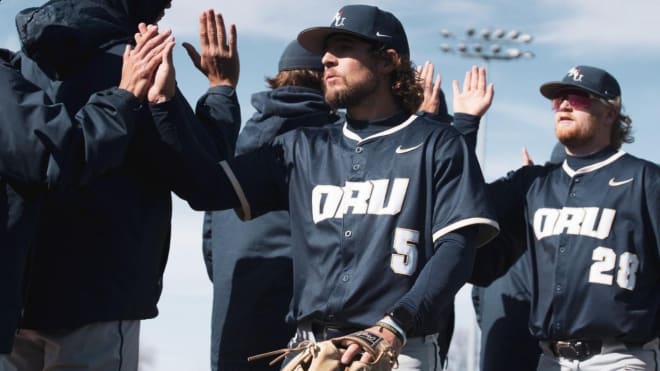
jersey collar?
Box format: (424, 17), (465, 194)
(562, 149), (626, 177)
(342, 114), (417, 145)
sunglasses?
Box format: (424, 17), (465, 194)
(551, 91), (594, 111)
(551, 90), (615, 112)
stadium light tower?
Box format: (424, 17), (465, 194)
(440, 28), (534, 170)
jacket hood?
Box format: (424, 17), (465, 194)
(16, 0), (169, 77)
(236, 86), (341, 155)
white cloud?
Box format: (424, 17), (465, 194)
(535, 0), (660, 56)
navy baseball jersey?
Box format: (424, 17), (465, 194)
(484, 148), (660, 342)
(217, 112), (499, 333)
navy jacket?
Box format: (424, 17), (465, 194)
(0, 47), (143, 352)
(14, 0), (239, 330)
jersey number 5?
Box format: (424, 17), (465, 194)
(588, 246), (639, 290)
(391, 228), (419, 276)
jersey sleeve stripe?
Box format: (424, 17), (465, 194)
(432, 217), (500, 248)
(218, 160), (252, 220)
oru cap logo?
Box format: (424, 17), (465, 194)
(333, 10), (346, 27)
(567, 67), (584, 82)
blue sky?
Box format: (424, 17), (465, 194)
(2, 0), (659, 369)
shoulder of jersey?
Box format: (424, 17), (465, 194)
(413, 114), (461, 135)
(620, 152), (660, 170)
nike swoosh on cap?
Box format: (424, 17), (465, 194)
(608, 177), (633, 187)
(395, 143), (423, 154)
(376, 31), (392, 38)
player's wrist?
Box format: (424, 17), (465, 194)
(377, 316), (407, 346)
(385, 305), (415, 333)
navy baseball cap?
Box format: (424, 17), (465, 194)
(297, 5), (409, 56)
(278, 40), (323, 72)
(540, 65), (621, 101)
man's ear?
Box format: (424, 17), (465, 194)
(379, 49), (399, 74)
(604, 106), (619, 126)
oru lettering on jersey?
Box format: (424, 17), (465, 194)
(533, 207), (615, 240)
(533, 207), (638, 290)
(312, 178), (409, 223)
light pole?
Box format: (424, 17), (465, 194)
(440, 28), (534, 371)
(439, 28), (534, 171)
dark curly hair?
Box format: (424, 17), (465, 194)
(369, 45), (423, 114)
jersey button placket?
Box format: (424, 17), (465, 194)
(552, 233), (569, 337)
(341, 273), (350, 282)
(350, 144), (365, 181)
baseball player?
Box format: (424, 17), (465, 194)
(161, 5), (499, 370)
(471, 65), (660, 370)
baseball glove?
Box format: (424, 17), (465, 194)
(248, 330), (398, 371)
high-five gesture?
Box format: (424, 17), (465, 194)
(452, 65), (494, 116)
(119, 24), (173, 101)
(182, 9), (239, 87)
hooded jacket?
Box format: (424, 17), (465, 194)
(0, 45), (144, 352)
(13, 0), (239, 330)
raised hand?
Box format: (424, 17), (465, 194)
(119, 24), (173, 101)
(182, 9), (239, 87)
(417, 61), (444, 115)
(452, 65), (494, 117)
(148, 37), (176, 104)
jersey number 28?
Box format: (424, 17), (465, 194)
(588, 246), (639, 290)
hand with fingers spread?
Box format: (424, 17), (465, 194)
(417, 61), (444, 115)
(182, 9), (239, 87)
(452, 65), (494, 117)
(119, 24), (173, 101)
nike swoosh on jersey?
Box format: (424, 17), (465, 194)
(608, 177), (633, 187)
(376, 32), (392, 38)
(395, 143), (423, 154)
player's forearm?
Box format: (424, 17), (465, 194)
(195, 86), (242, 159)
(469, 228), (526, 286)
(390, 229), (477, 333)
(452, 112), (480, 154)
(149, 97), (241, 209)
(469, 167), (536, 285)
